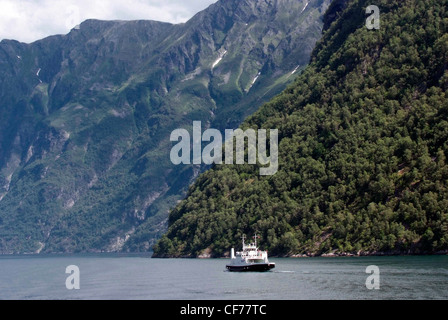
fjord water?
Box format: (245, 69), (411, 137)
(0, 254), (447, 300)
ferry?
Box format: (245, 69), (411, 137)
(226, 235), (275, 272)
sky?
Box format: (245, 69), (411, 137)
(0, 0), (218, 43)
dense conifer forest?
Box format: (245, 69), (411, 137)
(154, 0), (448, 257)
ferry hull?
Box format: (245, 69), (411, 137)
(226, 263), (275, 272)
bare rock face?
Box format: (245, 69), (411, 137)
(0, 0), (330, 254)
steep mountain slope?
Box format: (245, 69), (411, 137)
(0, 0), (330, 253)
(153, 0), (448, 257)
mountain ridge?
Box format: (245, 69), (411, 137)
(0, 0), (330, 254)
(153, 0), (448, 258)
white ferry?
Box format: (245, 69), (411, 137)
(226, 235), (275, 272)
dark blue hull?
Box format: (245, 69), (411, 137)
(226, 263), (275, 272)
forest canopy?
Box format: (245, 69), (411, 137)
(153, 0), (448, 257)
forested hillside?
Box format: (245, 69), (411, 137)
(0, 0), (328, 253)
(154, 0), (448, 257)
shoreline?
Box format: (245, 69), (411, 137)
(152, 249), (448, 259)
(287, 250), (448, 258)
(1, 249), (447, 258)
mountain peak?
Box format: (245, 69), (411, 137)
(154, 0), (448, 258)
(0, 0), (330, 254)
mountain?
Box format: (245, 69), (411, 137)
(0, 0), (331, 253)
(153, 0), (448, 258)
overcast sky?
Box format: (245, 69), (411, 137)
(0, 0), (218, 43)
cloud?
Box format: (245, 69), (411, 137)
(0, 0), (217, 43)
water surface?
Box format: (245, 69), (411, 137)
(0, 254), (446, 300)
